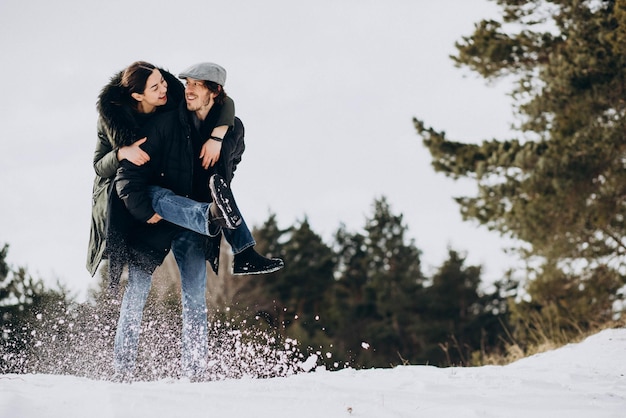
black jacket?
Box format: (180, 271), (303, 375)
(115, 101), (246, 274)
(86, 68), (184, 277)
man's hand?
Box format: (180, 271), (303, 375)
(118, 137), (150, 166)
(147, 213), (163, 224)
(199, 139), (222, 169)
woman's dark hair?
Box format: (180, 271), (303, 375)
(120, 61), (157, 107)
(203, 80), (228, 105)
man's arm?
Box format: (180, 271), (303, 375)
(228, 117), (246, 178)
(200, 96), (236, 169)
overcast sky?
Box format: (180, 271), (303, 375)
(0, 0), (522, 300)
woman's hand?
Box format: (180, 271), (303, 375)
(118, 137), (150, 166)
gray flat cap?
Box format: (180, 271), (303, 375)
(178, 62), (227, 86)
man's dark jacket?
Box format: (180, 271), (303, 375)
(115, 101), (245, 274)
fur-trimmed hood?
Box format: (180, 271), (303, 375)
(96, 68), (184, 148)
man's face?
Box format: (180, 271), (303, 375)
(133, 69), (168, 111)
(184, 78), (214, 114)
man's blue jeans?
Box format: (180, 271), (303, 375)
(148, 186), (255, 254)
(114, 231), (209, 377)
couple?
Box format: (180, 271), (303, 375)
(87, 61), (284, 380)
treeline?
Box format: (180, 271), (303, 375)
(222, 197), (620, 368)
(230, 197), (508, 368)
(2, 196), (621, 374)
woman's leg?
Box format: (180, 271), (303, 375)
(113, 263), (152, 376)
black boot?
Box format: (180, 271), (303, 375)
(233, 247), (284, 275)
(208, 174), (242, 229)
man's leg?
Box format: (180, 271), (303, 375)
(171, 231), (208, 379)
(149, 183), (253, 246)
(149, 181), (283, 276)
(113, 263), (152, 378)
(148, 186), (214, 236)
(148, 178), (242, 237)
(222, 217), (255, 254)
(223, 219), (284, 275)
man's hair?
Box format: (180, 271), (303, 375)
(202, 80), (228, 105)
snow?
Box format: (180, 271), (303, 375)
(1, 328), (624, 418)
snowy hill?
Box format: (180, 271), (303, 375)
(1, 328), (624, 418)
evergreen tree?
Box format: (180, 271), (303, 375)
(0, 243), (70, 373)
(272, 218), (336, 350)
(233, 216), (336, 354)
(414, 0), (626, 329)
(508, 259), (622, 347)
(251, 212), (285, 262)
(328, 224), (371, 368)
(421, 249), (482, 364)
(225, 214), (286, 327)
(421, 249), (512, 366)
(363, 198), (425, 366)
(332, 198), (425, 368)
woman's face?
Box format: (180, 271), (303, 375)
(133, 69), (168, 113)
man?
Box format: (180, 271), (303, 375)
(153, 62), (285, 276)
(115, 62), (282, 380)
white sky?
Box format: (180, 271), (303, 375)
(0, 0), (523, 300)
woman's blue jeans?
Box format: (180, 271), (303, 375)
(148, 186), (255, 254)
(114, 231), (209, 377)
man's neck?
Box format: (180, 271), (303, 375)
(194, 108), (209, 121)
(194, 95), (215, 122)
(190, 100), (218, 133)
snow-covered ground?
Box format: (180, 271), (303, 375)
(1, 328), (624, 418)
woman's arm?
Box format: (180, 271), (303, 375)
(93, 117), (150, 178)
(93, 118), (120, 179)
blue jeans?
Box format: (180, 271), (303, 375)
(114, 231), (209, 377)
(149, 186), (255, 254)
(114, 263), (151, 374)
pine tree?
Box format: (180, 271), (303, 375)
(508, 259), (622, 347)
(273, 218), (336, 350)
(327, 224), (371, 368)
(232, 216), (336, 354)
(332, 198), (425, 368)
(421, 249), (513, 366)
(0, 243), (70, 373)
(414, 0), (626, 330)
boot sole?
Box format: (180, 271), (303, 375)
(209, 175), (242, 229)
(232, 264), (284, 276)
